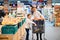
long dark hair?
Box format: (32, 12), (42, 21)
(30, 5), (37, 15)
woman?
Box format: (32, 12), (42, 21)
(31, 5), (45, 40)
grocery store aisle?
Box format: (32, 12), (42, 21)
(28, 20), (60, 40)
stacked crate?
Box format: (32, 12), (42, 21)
(54, 6), (60, 26)
(0, 18), (26, 40)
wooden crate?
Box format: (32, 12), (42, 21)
(0, 24), (26, 40)
(0, 35), (13, 40)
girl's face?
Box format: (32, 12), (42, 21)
(28, 15), (31, 19)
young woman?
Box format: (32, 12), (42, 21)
(31, 5), (45, 40)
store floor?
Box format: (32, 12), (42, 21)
(45, 20), (60, 40)
(28, 20), (60, 40)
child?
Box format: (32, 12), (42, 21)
(25, 14), (36, 40)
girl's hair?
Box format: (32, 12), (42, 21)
(27, 14), (31, 17)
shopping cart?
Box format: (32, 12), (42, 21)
(32, 20), (47, 40)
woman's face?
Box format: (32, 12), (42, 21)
(32, 7), (36, 12)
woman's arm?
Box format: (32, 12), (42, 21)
(40, 15), (45, 20)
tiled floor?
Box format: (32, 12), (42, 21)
(29, 20), (60, 40)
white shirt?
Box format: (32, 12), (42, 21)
(32, 10), (44, 19)
(25, 18), (35, 29)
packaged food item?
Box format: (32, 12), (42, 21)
(2, 16), (22, 25)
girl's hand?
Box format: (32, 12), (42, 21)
(34, 24), (37, 26)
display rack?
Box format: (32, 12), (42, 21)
(0, 18), (26, 40)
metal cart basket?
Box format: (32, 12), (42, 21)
(32, 20), (47, 40)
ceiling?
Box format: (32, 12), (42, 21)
(0, 0), (60, 3)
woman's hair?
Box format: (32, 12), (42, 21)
(30, 5), (37, 9)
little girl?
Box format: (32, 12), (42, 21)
(25, 14), (36, 40)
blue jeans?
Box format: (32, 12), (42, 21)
(26, 29), (29, 40)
